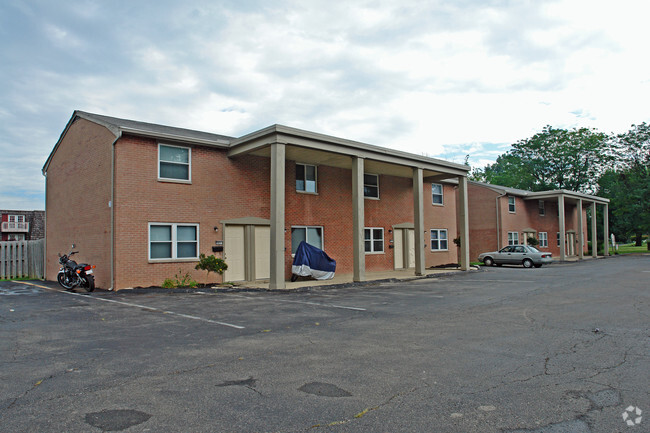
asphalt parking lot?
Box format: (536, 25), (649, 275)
(1, 255), (648, 433)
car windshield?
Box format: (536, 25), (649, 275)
(527, 246), (541, 253)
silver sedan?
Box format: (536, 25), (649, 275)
(478, 245), (553, 268)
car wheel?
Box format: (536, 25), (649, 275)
(523, 258), (533, 268)
(483, 257), (494, 267)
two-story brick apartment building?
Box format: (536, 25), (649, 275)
(0, 210), (45, 241)
(43, 111), (471, 290)
(467, 181), (610, 262)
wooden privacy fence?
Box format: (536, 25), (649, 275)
(0, 239), (45, 279)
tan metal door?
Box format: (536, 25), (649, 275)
(407, 229), (415, 269)
(224, 225), (245, 281)
(254, 226), (270, 280)
(394, 229), (404, 269)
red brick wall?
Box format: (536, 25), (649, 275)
(113, 136), (271, 289)
(45, 118), (113, 288)
(468, 183), (589, 260)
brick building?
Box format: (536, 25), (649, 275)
(0, 210), (45, 241)
(467, 181), (610, 262)
(43, 111), (471, 290)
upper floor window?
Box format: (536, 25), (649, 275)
(8, 215), (25, 223)
(159, 144), (191, 182)
(364, 228), (384, 253)
(430, 229), (448, 251)
(432, 183), (443, 205)
(149, 223), (198, 260)
(364, 174), (379, 199)
(296, 163), (317, 193)
(291, 226), (323, 255)
(538, 200), (545, 216)
(508, 196), (516, 213)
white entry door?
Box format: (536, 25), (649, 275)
(394, 228), (415, 269)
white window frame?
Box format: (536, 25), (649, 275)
(508, 231), (519, 245)
(430, 229), (449, 251)
(291, 225), (324, 255)
(539, 232), (548, 247)
(432, 183), (444, 206)
(364, 227), (384, 253)
(538, 200), (545, 216)
(8, 215), (25, 223)
(295, 163), (318, 193)
(557, 232), (561, 247)
(364, 173), (379, 199)
(158, 143), (191, 182)
(508, 196), (516, 213)
(148, 223), (199, 261)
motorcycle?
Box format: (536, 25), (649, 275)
(57, 245), (95, 292)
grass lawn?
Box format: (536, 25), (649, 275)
(614, 243), (649, 254)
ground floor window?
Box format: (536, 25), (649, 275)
(7, 234), (25, 241)
(430, 229), (448, 251)
(291, 226), (323, 254)
(364, 227), (384, 253)
(557, 232), (561, 247)
(508, 231), (519, 245)
(149, 223), (198, 260)
(539, 232), (548, 247)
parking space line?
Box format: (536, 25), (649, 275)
(228, 294), (367, 311)
(459, 279), (535, 283)
(13, 281), (245, 329)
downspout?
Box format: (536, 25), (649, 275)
(495, 191), (507, 250)
(109, 133), (120, 290)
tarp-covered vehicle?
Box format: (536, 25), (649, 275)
(291, 241), (336, 281)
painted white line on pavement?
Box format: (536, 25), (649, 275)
(13, 281), (245, 329)
(228, 294), (366, 311)
(459, 279), (535, 283)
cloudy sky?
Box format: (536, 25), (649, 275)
(2, 0), (649, 210)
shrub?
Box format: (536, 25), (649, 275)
(527, 236), (539, 247)
(195, 254), (228, 279)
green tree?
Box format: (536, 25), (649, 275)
(476, 126), (612, 193)
(598, 122), (650, 246)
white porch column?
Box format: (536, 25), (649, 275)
(269, 142), (286, 290)
(577, 199), (584, 259)
(412, 167), (425, 276)
(558, 195), (566, 261)
(352, 157), (365, 282)
(603, 204), (610, 256)
(591, 201), (597, 258)
(458, 176), (470, 271)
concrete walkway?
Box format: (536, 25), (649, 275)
(237, 266), (478, 291)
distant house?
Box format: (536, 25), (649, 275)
(0, 210), (45, 241)
(467, 181), (610, 262)
(43, 111), (471, 290)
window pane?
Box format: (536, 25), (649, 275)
(364, 174), (377, 186)
(295, 164), (305, 191)
(177, 242), (197, 258)
(151, 242), (172, 259)
(150, 225), (171, 241)
(307, 227), (322, 249)
(305, 165), (316, 193)
(160, 162), (189, 180)
(431, 231), (439, 240)
(364, 185), (379, 198)
(365, 240), (372, 252)
(440, 230), (448, 240)
(160, 145), (188, 163)
(177, 226), (196, 241)
(291, 228), (306, 254)
(440, 240), (448, 250)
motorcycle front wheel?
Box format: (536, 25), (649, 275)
(83, 274), (95, 292)
(57, 273), (75, 289)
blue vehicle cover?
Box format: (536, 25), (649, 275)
(292, 241), (336, 280)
